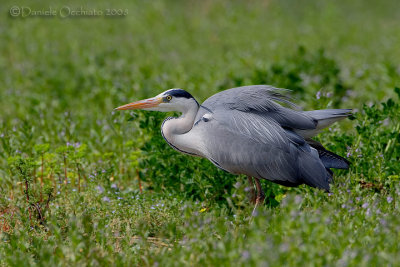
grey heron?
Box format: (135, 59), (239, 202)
(116, 85), (350, 208)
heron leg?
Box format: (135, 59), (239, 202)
(252, 178), (265, 216)
(254, 178), (265, 204)
(247, 176), (256, 204)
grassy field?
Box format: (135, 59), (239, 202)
(1, 0), (400, 266)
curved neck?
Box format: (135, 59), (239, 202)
(162, 104), (198, 136)
(161, 103), (199, 155)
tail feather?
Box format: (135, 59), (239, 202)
(318, 150), (350, 169)
(297, 109), (352, 138)
(307, 139), (350, 169)
(305, 109), (352, 130)
(304, 109), (352, 121)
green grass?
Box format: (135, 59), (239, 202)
(1, 0), (400, 266)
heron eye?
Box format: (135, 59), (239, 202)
(166, 95), (172, 101)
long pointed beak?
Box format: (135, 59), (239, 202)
(115, 97), (162, 110)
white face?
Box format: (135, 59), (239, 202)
(115, 89), (198, 113)
(152, 91), (198, 113)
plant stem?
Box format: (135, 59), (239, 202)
(50, 172), (56, 189)
(76, 163), (81, 192)
(63, 154), (68, 186)
(25, 180), (29, 202)
(24, 179), (32, 224)
(40, 154), (44, 202)
(45, 194), (52, 210)
(136, 169), (142, 193)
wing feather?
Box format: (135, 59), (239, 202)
(192, 109), (330, 190)
(196, 85), (317, 131)
(189, 85), (336, 190)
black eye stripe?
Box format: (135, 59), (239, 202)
(165, 89), (194, 99)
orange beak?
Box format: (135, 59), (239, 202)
(114, 97), (162, 110)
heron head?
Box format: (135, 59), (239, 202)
(115, 89), (198, 113)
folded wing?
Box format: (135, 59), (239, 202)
(193, 108), (331, 190)
(192, 85), (350, 190)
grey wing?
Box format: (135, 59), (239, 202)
(193, 109), (331, 190)
(196, 85), (318, 131)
